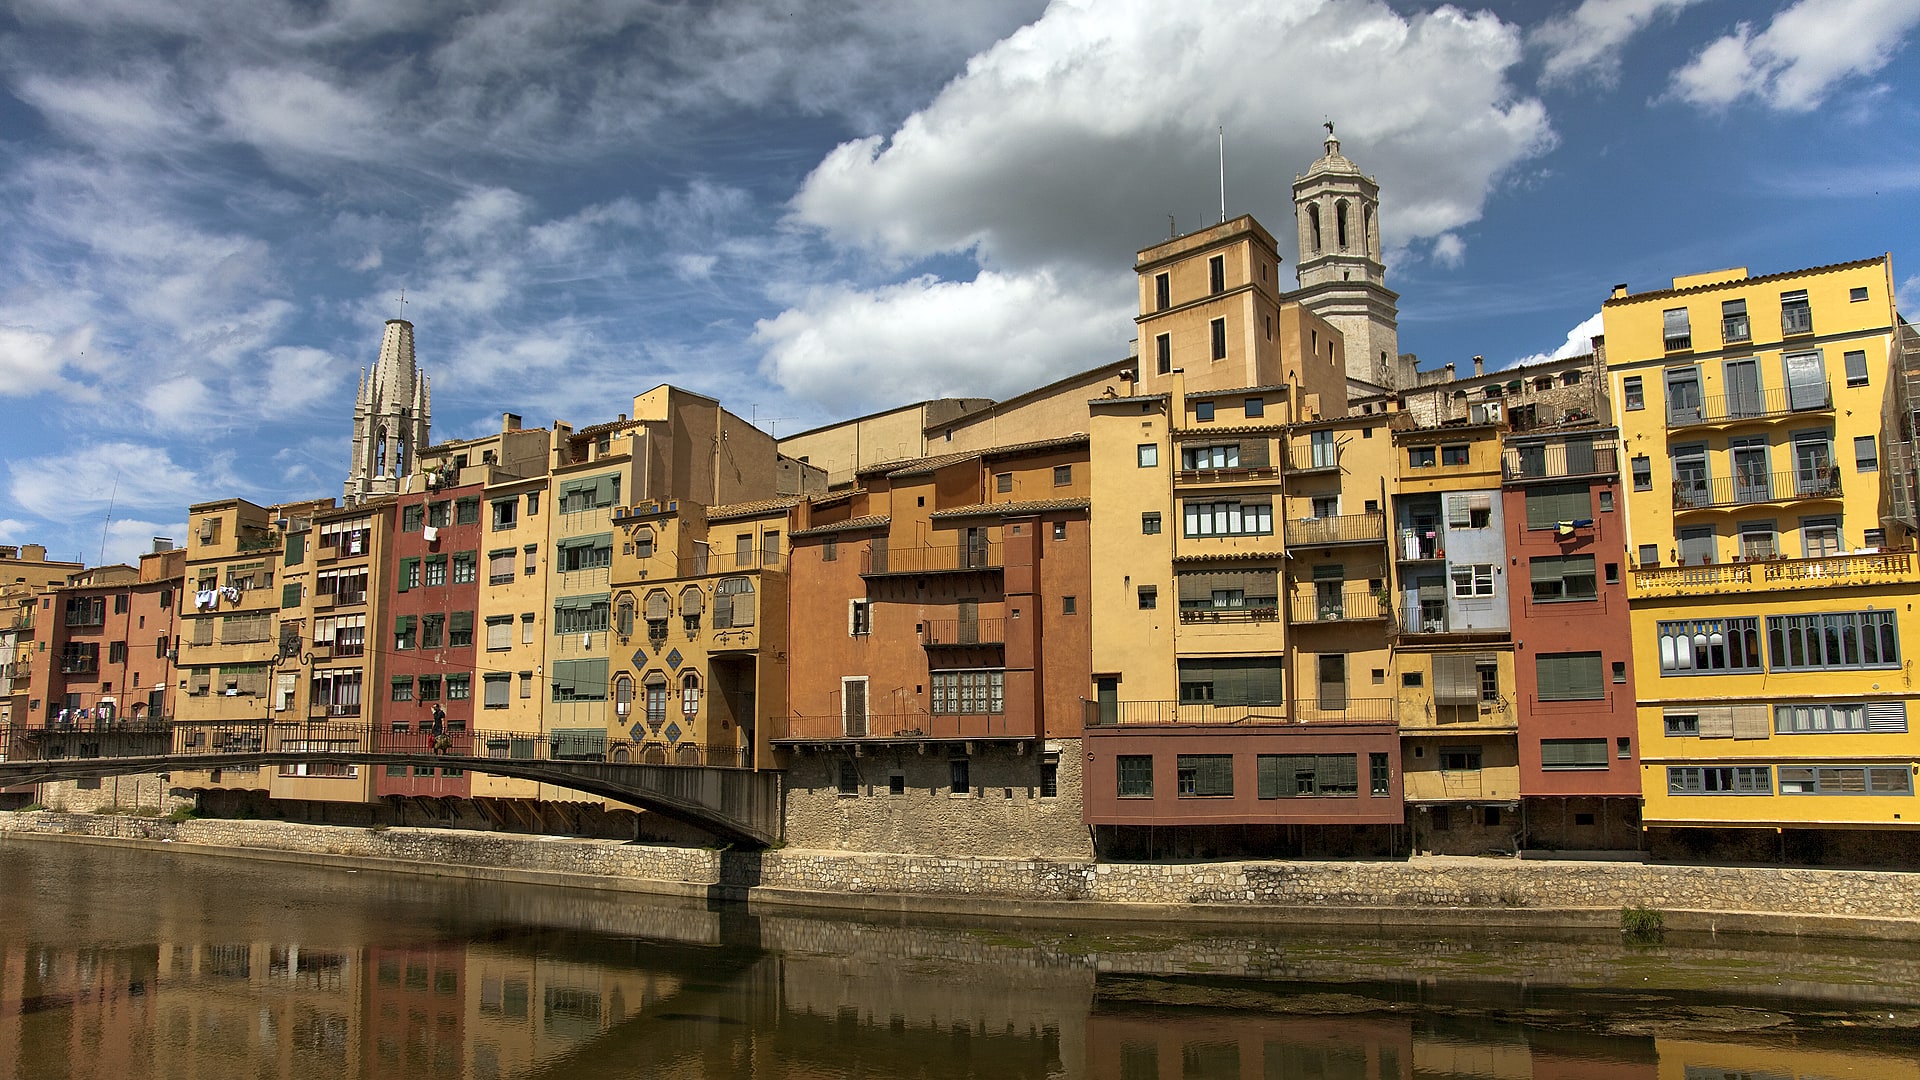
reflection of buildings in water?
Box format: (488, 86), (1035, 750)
(1666, 1040), (1920, 1080)
(150, 940), (364, 1079)
(364, 943), (466, 1078)
(0, 942), (159, 1080)
(462, 947), (669, 1079)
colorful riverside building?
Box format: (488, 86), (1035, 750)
(1606, 255), (1920, 860)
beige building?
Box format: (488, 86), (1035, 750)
(778, 397), (994, 487)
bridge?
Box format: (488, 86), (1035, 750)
(0, 722), (783, 847)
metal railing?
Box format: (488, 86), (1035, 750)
(1667, 385), (1831, 427)
(862, 543), (1001, 575)
(920, 619), (1005, 646)
(1672, 468), (1841, 510)
(1082, 699), (1292, 727)
(782, 712), (1028, 740)
(1500, 443), (1617, 481)
(1289, 697), (1398, 724)
(1178, 606), (1279, 624)
(1284, 447), (1342, 473)
(1289, 588), (1391, 624)
(1285, 512), (1386, 547)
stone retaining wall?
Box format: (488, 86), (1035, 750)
(5, 812), (1918, 936)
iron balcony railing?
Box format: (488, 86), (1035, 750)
(862, 543), (1001, 575)
(1667, 385), (1832, 427)
(920, 618), (1005, 647)
(1289, 697), (1399, 724)
(1289, 588), (1391, 625)
(1284, 447), (1342, 474)
(1082, 699), (1291, 727)
(1284, 512), (1386, 547)
(1672, 468), (1841, 510)
(1500, 443), (1618, 482)
(782, 712), (1027, 740)
(1630, 550), (1920, 597)
(1178, 605), (1279, 624)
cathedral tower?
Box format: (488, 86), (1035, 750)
(1292, 124), (1401, 387)
(345, 319), (431, 505)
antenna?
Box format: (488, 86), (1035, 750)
(97, 474), (118, 566)
(1168, 214), (1176, 240)
(1218, 126), (1226, 224)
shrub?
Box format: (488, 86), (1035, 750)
(1621, 905), (1665, 941)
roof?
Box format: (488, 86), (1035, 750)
(792, 515), (890, 538)
(807, 488), (867, 510)
(928, 358), (1133, 433)
(1172, 551), (1284, 564)
(859, 434), (1090, 479)
(706, 497), (804, 523)
(1172, 423), (1286, 438)
(1603, 255), (1888, 306)
(928, 498), (1091, 520)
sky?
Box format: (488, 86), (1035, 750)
(3, 0), (1920, 567)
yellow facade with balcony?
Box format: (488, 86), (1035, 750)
(1608, 256), (1920, 841)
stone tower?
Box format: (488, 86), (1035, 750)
(1292, 125), (1401, 387)
(345, 319), (431, 505)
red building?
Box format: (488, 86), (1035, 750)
(25, 548), (184, 742)
(378, 481), (483, 800)
(1502, 424), (1642, 849)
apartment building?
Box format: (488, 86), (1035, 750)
(379, 476), (483, 801)
(1607, 255), (1920, 861)
(1, 543), (85, 730)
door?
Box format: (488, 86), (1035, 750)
(1725, 359), (1762, 418)
(1311, 430), (1338, 469)
(1095, 677), (1118, 726)
(958, 599), (979, 645)
(965, 528), (988, 569)
(1673, 447), (1710, 508)
(842, 678), (868, 737)
(1731, 441), (1770, 503)
(1678, 526), (1716, 566)
(1795, 436), (1835, 496)
(1666, 368), (1702, 424)
(1316, 654), (1347, 712)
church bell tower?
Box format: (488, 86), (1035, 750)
(1292, 124), (1401, 387)
(345, 318), (431, 505)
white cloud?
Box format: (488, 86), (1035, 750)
(12, 67), (199, 151)
(1532, 0), (1705, 87)
(214, 67), (390, 164)
(98, 517), (191, 569)
(0, 322), (100, 399)
(1431, 233), (1467, 269)
(1897, 273), (1920, 314)
(7, 441), (237, 522)
(1507, 311), (1604, 368)
(754, 269), (1131, 410)
(1670, 0), (1920, 111)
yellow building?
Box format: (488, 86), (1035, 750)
(1607, 256), (1920, 857)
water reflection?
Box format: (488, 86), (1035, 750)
(2, 840), (1919, 1079)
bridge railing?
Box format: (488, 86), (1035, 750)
(0, 721), (749, 770)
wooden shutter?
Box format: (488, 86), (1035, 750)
(1696, 705), (1734, 738)
(1433, 655), (1476, 704)
(1731, 704), (1771, 739)
(645, 591), (670, 619)
(680, 587), (703, 616)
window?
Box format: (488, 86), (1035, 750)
(1536, 652), (1603, 701)
(1845, 349), (1869, 386)
(1244, 397), (1264, 418)
(1785, 349), (1829, 409)
(682, 672), (700, 717)
(1176, 754), (1234, 797)
(1142, 512), (1161, 535)
(1062, 595), (1077, 615)
(1631, 455), (1651, 491)
(1781, 289), (1812, 334)
(1117, 755), (1153, 798)
(1155, 333), (1171, 374)
(394, 615), (415, 651)
(403, 505), (424, 531)
(1182, 444), (1240, 470)
(1137, 444), (1158, 468)
(837, 761), (859, 796)
(1040, 754), (1058, 798)
(1440, 746), (1482, 772)
(1721, 298), (1750, 342)
(1668, 766), (1770, 794)
(424, 555), (446, 587)
(417, 675), (441, 701)
(1408, 446), (1436, 468)
(1445, 493), (1492, 529)
(447, 674), (469, 700)
(1195, 401), (1215, 422)
(648, 677), (669, 726)
(1540, 738), (1608, 770)
(1053, 464), (1072, 486)
(1665, 367), (1702, 423)
(1257, 754), (1358, 798)
(449, 611), (473, 647)
(526, 490), (540, 516)
(1850, 285), (1870, 302)
(1177, 657), (1282, 706)
(1440, 444), (1469, 466)
(848, 599), (871, 636)
(549, 658), (608, 701)
(554, 595), (610, 635)
(1052, 521), (1067, 541)
(1450, 563), (1494, 598)
(1208, 254), (1224, 294)
(483, 674), (510, 709)
(489, 549), (514, 585)
(1657, 617), (1762, 673)
(456, 497), (480, 525)
(931, 670), (1004, 714)
(996, 472), (1012, 493)
(451, 551), (476, 584)
(400, 558), (421, 591)
(559, 534), (613, 572)
(1401, 672), (1423, 687)
(392, 675), (415, 701)
(492, 499), (517, 530)
(1530, 555), (1596, 602)
(1665, 713), (1700, 736)
(1780, 765), (1913, 795)
(1137, 585), (1157, 609)
(1154, 272), (1169, 311)
(1182, 499), (1272, 537)
(421, 614), (443, 648)
(1209, 317), (1226, 361)
(889, 773), (907, 796)
(1525, 482), (1591, 529)
(1662, 307), (1691, 351)
(821, 537), (837, 562)
(1622, 376), (1643, 410)
(485, 615), (513, 651)
(1599, 490), (1614, 512)
(1768, 611), (1899, 670)
(1856, 435), (1878, 472)
(1776, 700), (1907, 734)
(427, 501), (451, 528)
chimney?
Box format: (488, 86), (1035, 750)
(1611, 283), (1629, 299)
(1472, 355), (1484, 377)
(503, 412), (522, 432)
(21, 544), (46, 562)
(1444, 363), (1455, 380)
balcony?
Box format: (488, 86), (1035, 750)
(1666, 385), (1832, 430)
(1672, 468), (1841, 512)
(1284, 447), (1342, 476)
(1291, 697), (1398, 724)
(1399, 698), (1517, 732)
(1285, 512), (1386, 548)
(1630, 550), (1920, 599)
(1178, 606), (1279, 625)
(1175, 464), (1281, 487)
(921, 618), (1005, 647)
(862, 543), (1000, 576)
(1501, 442), (1618, 482)
(1082, 699), (1291, 727)
(780, 711), (1030, 742)
(1289, 589), (1391, 626)
(58, 658), (98, 675)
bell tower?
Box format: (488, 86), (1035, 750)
(1292, 123), (1400, 387)
(345, 318), (431, 505)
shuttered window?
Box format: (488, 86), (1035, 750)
(1535, 652), (1603, 701)
(1176, 658), (1282, 706)
(485, 616), (513, 651)
(1432, 655), (1479, 705)
(1257, 754), (1358, 797)
(1785, 349), (1827, 410)
(1176, 754), (1234, 796)
(1540, 738), (1607, 769)
(1524, 482), (1592, 529)
(550, 659), (608, 701)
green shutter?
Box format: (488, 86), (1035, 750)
(398, 557), (419, 591)
(281, 583), (301, 608)
(284, 532), (305, 565)
(450, 611), (473, 633)
(394, 614), (414, 634)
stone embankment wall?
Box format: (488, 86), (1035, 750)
(4, 812), (1917, 937)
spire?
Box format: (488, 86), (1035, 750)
(344, 317), (431, 505)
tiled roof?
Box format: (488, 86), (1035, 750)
(1602, 255), (1887, 306)
(808, 488), (867, 509)
(792, 515), (890, 538)
(979, 433), (1089, 459)
(706, 497), (804, 523)
(929, 498), (1091, 520)
(1171, 551), (1284, 564)
(857, 450), (977, 478)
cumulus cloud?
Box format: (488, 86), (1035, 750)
(7, 441), (238, 521)
(755, 269), (1132, 408)
(1430, 233), (1467, 269)
(1532, 0), (1705, 87)
(1670, 0), (1920, 111)
(1898, 273), (1920, 315)
(1507, 311), (1605, 368)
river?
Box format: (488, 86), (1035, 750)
(2, 838), (1918, 1078)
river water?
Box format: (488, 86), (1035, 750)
(3, 839), (1918, 1079)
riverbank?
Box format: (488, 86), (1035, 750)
(6, 809), (1919, 940)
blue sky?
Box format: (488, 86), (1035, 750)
(3, 0), (1919, 567)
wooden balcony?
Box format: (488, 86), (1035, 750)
(1284, 512), (1386, 548)
(1288, 589), (1391, 626)
(921, 618), (1005, 647)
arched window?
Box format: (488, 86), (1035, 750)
(614, 674), (633, 717)
(615, 593), (635, 638)
(1362, 205), (1374, 256)
(1307, 205), (1322, 253)
(680, 586), (704, 635)
(375, 426), (388, 475)
(644, 673), (667, 726)
(1336, 200), (1349, 249)
(644, 590), (670, 641)
(681, 671), (700, 717)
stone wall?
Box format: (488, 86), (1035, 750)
(29, 775), (191, 815)
(5, 812), (1919, 936)
(781, 740), (1093, 859)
